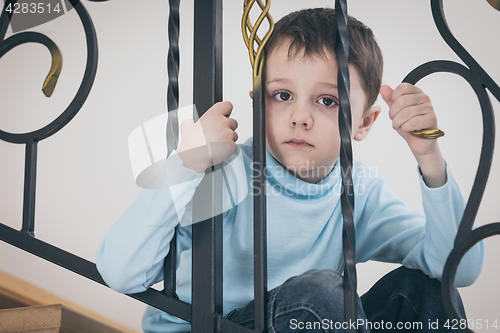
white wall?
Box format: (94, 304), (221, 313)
(0, 0), (499, 331)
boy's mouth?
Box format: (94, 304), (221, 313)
(285, 138), (313, 148)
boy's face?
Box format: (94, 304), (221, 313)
(263, 40), (380, 183)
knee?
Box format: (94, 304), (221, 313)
(393, 267), (466, 318)
(281, 269), (345, 310)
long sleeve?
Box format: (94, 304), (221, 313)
(354, 162), (484, 288)
(96, 151), (204, 293)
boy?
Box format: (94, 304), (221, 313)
(96, 8), (483, 333)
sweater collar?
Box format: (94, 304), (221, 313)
(264, 149), (341, 198)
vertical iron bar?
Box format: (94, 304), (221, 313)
(166, 0), (180, 157)
(335, 0), (358, 331)
(163, 232), (177, 298)
(253, 72), (267, 332)
(191, 0), (223, 332)
(21, 139), (38, 237)
(163, 0), (181, 299)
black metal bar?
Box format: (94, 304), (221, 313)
(0, 0), (17, 41)
(441, 223), (500, 333)
(191, 173), (224, 332)
(191, 0), (223, 331)
(403, 62), (495, 332)
(166, 0), (180, 157)
(403, 60), (495, 245)
(20, 139), (38, 236)
(163, 233), (178, 298)
(219, 316), (257, 333)
(334, 0), (358, 331)
(431, 0), (500, 102)
(403, 61), (496, 333)
(402, 2), (500, 331)
(163, 0), (181, 300)
(0, 223), (192, 321)
(252, 72), (267, 332)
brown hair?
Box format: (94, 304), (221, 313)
(264, 8), (383, 110)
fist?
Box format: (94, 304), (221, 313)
(176, 101), (239, 172)
(380, 83), (439, 157)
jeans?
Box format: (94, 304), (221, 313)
(224, 267), (466, 332)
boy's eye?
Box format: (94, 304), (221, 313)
(275, 92), (292, 101)
(318, 97), (337, 107)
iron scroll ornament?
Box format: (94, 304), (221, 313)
(402, 1), (500, 332)
(0, 0), (193, 322)
(0, 0), (99, 235)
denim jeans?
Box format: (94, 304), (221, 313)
(223, 266), (466, 332)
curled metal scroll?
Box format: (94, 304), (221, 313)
(401, 1), (499, 332)
(0, 0), (195, 321)
(0, 0), (98, 236)
(334, 0), (358, 331)
(0, 0), (98, 144)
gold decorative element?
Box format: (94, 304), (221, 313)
(410, 128), (445, 139)
(42, 44), (63, 97)
(487, 0), (500, 11)
(242, 0), (274, 78)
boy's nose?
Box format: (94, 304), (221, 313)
(290, 104), (313, 129)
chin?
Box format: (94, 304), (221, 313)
(282, 158), (314, 173)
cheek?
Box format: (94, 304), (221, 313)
(319, 122), (341, 150)
(264, 114), (278, 150)
(265, 109), (281, 137)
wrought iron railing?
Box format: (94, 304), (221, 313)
(1, 1), (499, 332)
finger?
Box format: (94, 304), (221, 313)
(391, 82), (423, 103)
(180, 118), (194, 131)
(388, 93), (426, 120)
(223, 126), (238, 142)
(212, 101), (233, 117)
(391, 104), (429, 130)
(380, 84), (394, 107)
(395, 108), (437, 134)
(399, 114), (429, 134)
(227, 118), (238, 131)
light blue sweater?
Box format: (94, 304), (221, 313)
(96, 137), (483, 333)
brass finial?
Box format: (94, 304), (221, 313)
(242, 0), (274, 78)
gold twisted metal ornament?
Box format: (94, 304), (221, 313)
(410, 128), (445, 139)
(242, 0), (274, 78)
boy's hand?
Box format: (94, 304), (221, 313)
(380, 83), (446, 188)
(380, 83), (439, 157)
(176, 101), (239, 173)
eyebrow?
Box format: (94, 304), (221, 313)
(266, 78), (338, 90)
(318, 82), (338, 89)
(266, 78), (291, 85)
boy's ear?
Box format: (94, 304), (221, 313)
(249, 90), (253, 99)
(353, 105), (381, 141)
